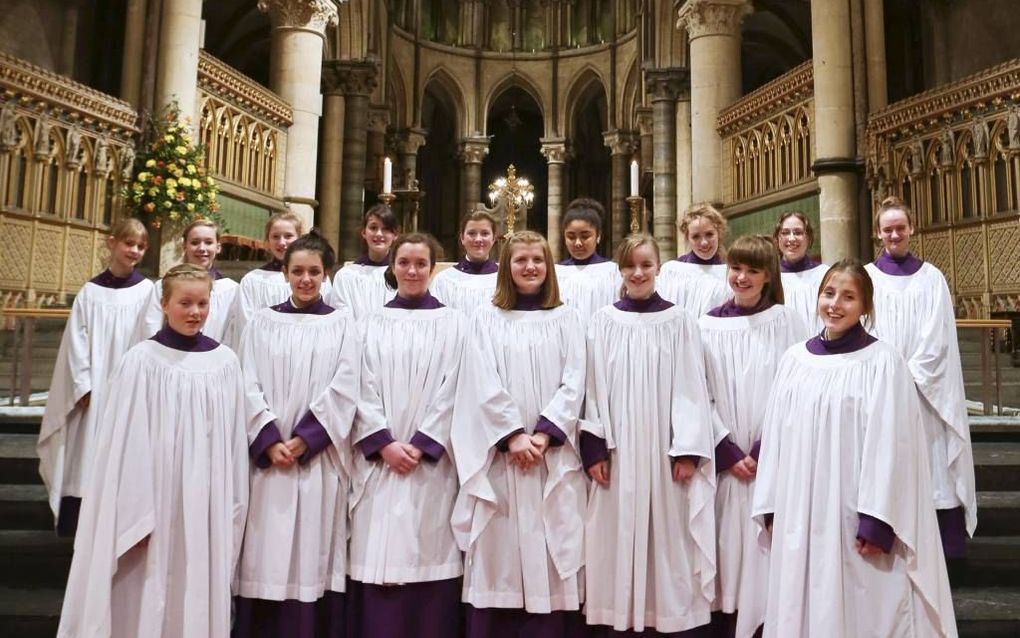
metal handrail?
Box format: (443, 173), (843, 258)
(2, 306), (70, 406)
(957, 320), (1012, 416)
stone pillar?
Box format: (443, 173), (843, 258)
(389, 127), (427, 190)
(59, 2), (80, 77)
(864, 0), (888, 111)
(540, 138), (569, 260)
(460, 137), (490, 226)
(322, 60), (379, 261)
(155, 0), (203, 121)
(318, 93), (345, 251)
(259, 0), (338, 230)
(459, 0), (485, 47)
(636, 107), (654, 189)
(120, 0), (148, 107)
(366, 107), (390, 193)
(676, 98), (693, 218)
(677, 0), (752, 204)
(603, 130), (638, 250)
(811, 0), (860, 261)
(645, 68), (688, 259)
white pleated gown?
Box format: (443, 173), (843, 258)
(698, 304), (808, 637)
(56, 340), (250, 638)
(658, 260), (730, 318)
(135, 276), (239, 342)
(228, 267), (333, 348)
(452, 303), (587, 612)
(236, 305), (359, 601)
(328, 263), (396, 320)
(38, 276), (153, 522)
(582, 303), (717, 633)
(752, 340), (958, 638)
(779, 263), (827, 334)
(349, 304), (466, 584)
(554, 260), (621, 325)
(430, 267), (498, 315)
(865, 262), (977, 535)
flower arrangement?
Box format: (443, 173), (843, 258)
(126, 101), (223, 230)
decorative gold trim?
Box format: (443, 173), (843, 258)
(197, 51), (293, 128)
(718, 61), (813, 135)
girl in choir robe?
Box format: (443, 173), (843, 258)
(431, 209), (499, 313)
(135, 219), (239, 342)
(698, 235), (807, 638)
(233, 231), (360, 638)
(582, 233), (717, 637)
(347, 233), (466, 638)
(773, 211), (827, 333)
(38, 217), (153, 537)
(554, 198), (622, 324)
(56, 264), (250, 638)
(752, 259), (958, 638)
(659, 204), (730, 318)
(864, 196), (976, 558)
(452, 230), (588, 638)
(328, 203), (398, 319)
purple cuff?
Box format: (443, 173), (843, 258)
(292, 410), (332, 465)
(250, 421), (284, 469)
(534, 416), (567, 447)
(580, 431), (609, 470)
(359, 428), (396, 460)
(670, 454), (702, 468)
(409, 430), (446, 462)
(715, 438), (746, 474)
(937, 506), (968, 558)
(495, 428), (527, 452)
(749, 439), (761, 462)
(857, 514), (896, 553)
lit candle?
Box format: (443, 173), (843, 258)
(383, 157), (393, 194)
(630, 160), (639, 197)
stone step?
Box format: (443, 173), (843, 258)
(0, 586), (61, 638)
(971, 417), (1020, 441)
(0, 531), (71, 588)
(0, 433), (39, 484)
(955, 587), (1020, 637)
(0, 410), (42, 435)
(976, 492), (1020, 536)
(0, 484), (53, 531)
(950, 536), (1020, 588)
(974, 442), (1020, 491)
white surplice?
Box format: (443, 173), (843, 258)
(430, 267), (498, 315)
(554, 261), (621, 325)
(697, 304), (807, 637)
(451, 303), (587, 612)
(779, 264), (827, 334)
(228, 268), (333, 349)
(349, 305), (466, 584)
(236, 306), (359, 601)
(328, 263), (396, 320)
(135, 276), (239, 343)
(582, 304), (717, 633)
(56, 341), (249, 638)
(658, 260), (730, 318)
(865, 262), (977, 535)
(38, 278), (153, 520)
(752, 340), (958, 638)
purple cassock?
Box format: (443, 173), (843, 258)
(676, 251), (723, 266)
(559, 253), (609, 266)
(455, 257), (499, 275)
(779, 256), (820, 273)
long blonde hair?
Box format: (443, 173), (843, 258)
(492, 231), (562, 310)
(614, 233), (660, 297)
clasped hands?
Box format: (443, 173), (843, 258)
(507, 431), (550, 472)
(729, 455), (757, 482)
(267, 436), (309, 469)
(380, 441), (424, 475)
(587, 456), (697, 487)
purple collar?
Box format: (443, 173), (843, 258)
(512, 292), (545, 311)
(455, 258), (498, 275)
(780, 256), (821, 273)
(355, 254), (389, 267)
(805, 323), (877, 355)
(271, 296), (334, 315)
(385, 291), (445, 309)
(707, 297), (775, 318)
(150, 326), (219, 352)
(677, 251), (723, 266)
(91, 269), (146, 289)
(259, 258), (283, 272)
(559, 253), (609, 266)
(614, 292), (674, 313)
(873, 251), (923, 276)
(208, 267), (224, 281)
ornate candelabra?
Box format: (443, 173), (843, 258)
(488, 164), (535, 237)
(626, 195), (645, 234)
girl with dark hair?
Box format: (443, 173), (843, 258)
(554, 198), (621, 323)
(328, 204), (399, 319)
(773, 211), (827, 332)
(659, 203), (730, 317)
(431, 210), (500, 313)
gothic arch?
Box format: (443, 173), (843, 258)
(620, 57), (640, 132)
(483, 72), (547, 135)
(421, 67), (467, 136)
(562, 66), (608, 136)
(387, 58), (409, 130)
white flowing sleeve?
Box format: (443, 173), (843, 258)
(579, 318), (614, 448)
(237, 318), (278, 444)
(538, 310), (586, 441)
(668, 318), (715, 462)
(353, 321), (391, 445)
(751, 355), (791, 539)
(134, 280), (164, 342)
(308, 321), (363, 475)
(415, 313), (467, 455)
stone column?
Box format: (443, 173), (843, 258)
(323, 60), (379, 261)
(676, 99), (693, 220)
(459, 0), (485, 47)
(864, 0), (888, 111)
(645, 68), (688, 258)
(389, 127), (427, 189)
(811, 0), (860, 261)
(636, 107), (654, 189)
(677, 0), (752, 204)
(155, 0), (203, 121)
(120, 0), (148, 107)
(540, 138), (569, 260)
(460, 137), (490, 226)
(602, 130), (638, 250)
(318, 93), (345, 251)
(59, 1), (80, 77)
(259, 0), (338, 230)
(366, 107), (390, 193)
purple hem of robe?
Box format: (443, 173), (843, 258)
(496, 428), (528, 453)
(456, 258), (499, 274)
(715, 438), (746, 474)
(465, 605), (589, 638)
(513, 292), (546, 311)
(354, 254), (389, 267)
(614, 292), (673, 313)
(250, 421), (284, 469)
(677, 251), (723, 266)
(873, 251), (924, 276)
(937, 506), (968, 558)
(749, 439), (761, 462)
(709, 611), (763, 638)
(857, 513), (896, 553)
(271, 296), (334, 315)
(260, 259), (283, 272)
(410, 430), (445, 462)
(559, 253), (609, 266)
(346, 577), (462, 638)
(56, 496), (81, 537)
(535, 416), (567, 447)
(292, 410), (332, 464)
(580, 431), (610, 470)
(232, 592), (346, 638)
(359, 428), (396, 460)
(208, 267), (225, 280)
(805, 323), (877, 355)
(706, 298), (774, 318)
(385, 291), (445, 309)
(150, 326), (219, 352)
(90, 268), (146, 289)
(588, 623), (712, 637)
(779, 257), (820, 273)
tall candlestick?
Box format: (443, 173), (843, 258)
(630, 159), (639, 197)
(383, 157), (393, 194)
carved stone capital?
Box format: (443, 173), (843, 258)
(322, 59), (379, 97)
(645, 68), (690, 102)
(603, 130), (639, 156)
(367, 105), (390, 133)
(460, 137), (490, 164)
(677, 0), (753, 40)
(388, 127), (428, 156)
(540, 138), (570, 164)
(635, 107), (654, 136)
(258, 0), (340, 36)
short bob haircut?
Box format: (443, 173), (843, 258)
(492, 230), (562, 310)
(614, 233), (660, 297)
(384, 232), (444, 290)
(283, 229), (336, 272)
(772, 210), (814, 249)
(727, 234), (785, 305)
(160, 263), (213, 306)
(817, 257), (876, 331)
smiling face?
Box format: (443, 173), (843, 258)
(393, 242), (432, 298)
(686, 216), (720, 261)
(106, 232), (147, 277)
(183, 225), (221, 270)
(728, 262), (769, 308)
(817, 271), (866, 339)
(621, 243), (660, 300)
(563, 219), (599, 261)
(266, 220), (300, 261)
(162, 279), (211, 336)
(361, 214), (397, 262)
(509, 243), (547, 296)
(461, 219), (495, 262)
(777, 216), (809, 263)
(285, 249), (325, 307)
(876, 208), (914, 258)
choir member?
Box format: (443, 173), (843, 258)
(773, 211), (827, 333)
(56, 264), (249, 638)
(659, 204), (730, 317)
(554, 198), (621, 323)
(233, 231), (360, 638)
(864, 196), (976, 558)
(38, 217), (153, 537)
(582, 233), (717, 636)
(328, 203), (398, 319)
(431, 210), (499, 313)
(346, 233), (466, 638)
(452, 230), (587, 638)
(698, 235), (807, 638)
(135, 218), (238, 343)
(752, 259), (958, 637)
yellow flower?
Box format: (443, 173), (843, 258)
(175, 146), (187, 155)
(163, 200), (173, 209)
(187, 164), (196, 175)
(186, 203), (195, 212)
(166, 178), (177, 190)
(197, 194), (204, 202)
(145, 159), (156, 168)
(164, 134), (174, 143)
(179, 177), (191, 188)
(147, 188), (158, 197)
(207, 177), (216, 187)
(169, 211), (180, 221)
(137, 172), (150, 182)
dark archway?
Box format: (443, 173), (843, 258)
(741, 0), (811, 93)
(420, 81), (461, 257)
(567, 78), (611, 250)
(484, 86), (546, 235)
